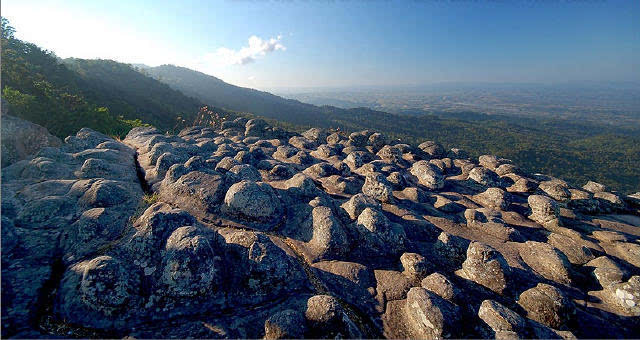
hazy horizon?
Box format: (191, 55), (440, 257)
(2, 0), (639, 90)
(266, 80), (640, 94)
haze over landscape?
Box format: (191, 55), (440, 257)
(3, 0), (639, 192)
(3, 0), (639, 88)
(1, 0), (640, 339)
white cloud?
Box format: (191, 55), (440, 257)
(198, 35), (285, 67)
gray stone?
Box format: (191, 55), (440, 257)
(264, 309), (307, 339)
(468, 167), (500, 187)
(518, 283), (574, 329)
(58, 255), (139, 328)
(421, 273), (458, 301)
(368, 132), (388, 151)
(289, 136), (315, 149)
(309, 206), (349, 260)
(348, 131), (370, 147)
(465, 208), (523, 242)
(473, 187), (512, 210)
(603, 276), (640, 316)
(585, 256), (626, 287)
(434, 232), (470, 268)
(478, 299), (529, 339)
(302, 128), (329, 143)
(519, 241), (572, 285)
(410, 160), (445, 190)
(284, 173), (321, 198)
(405, 287), (461, 339)
(362, 172), (394, 202)
(495, 164), (519, 176)
(305, 295), (362, 338)
(400, 252), (432, 280)
(478, 155), (503, 170)
(223, 181), (282, 224)
(539, 180), (571, 202)
(547, 233), (594, 265)
(377, 145), (403, 163)
(1, 114), (62, 167)
(461, 242), (510, 294)
(583, 181), (606, 193)
(159, 226), (223, 297)
(341, 193), (380, 220)
(228, 164), (262, 181)
(528, 195), (560, 225)
(418, 141), (445, 158)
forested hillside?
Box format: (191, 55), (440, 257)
(1, 19), (141, 137)
(62, 59), (203, 130)
(140, 65), (329, 126)
(1, 18), (216, 137)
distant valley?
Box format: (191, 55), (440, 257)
(276, 82), (640, 128)
(137, 65), (640, 193)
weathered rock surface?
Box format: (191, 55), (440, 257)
(478, 299), (529, 339)
(2, 121), (639, 338)
(410, 160), (445, 190)
(519, 241), (573, 284)
(2, 128), (142, 336)
(518, 283), (574, 329)
(388, 287), (462, 339)
(421, 272), (458, 302)
(460, 242), (511, 294)
(528, 194), (560, 225)
(1, 114), (62, 167)
(223, 180), (282, 224)
(602, 276), (640, 316)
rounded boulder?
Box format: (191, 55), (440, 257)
(223, 180), (282, 224)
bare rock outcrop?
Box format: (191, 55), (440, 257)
(519, 241), (573, 285)
(1, 114), (62, 167)
(517, 283), (574, 329)
(2, 120), (639, 338)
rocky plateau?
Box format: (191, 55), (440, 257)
(2, 116), (640, 338)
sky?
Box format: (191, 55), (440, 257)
(2, 0), (639, 90)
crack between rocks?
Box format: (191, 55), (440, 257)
(34, 246), (116, 338)
(32, 148), (151, 338)
(133, 151), (152, 195)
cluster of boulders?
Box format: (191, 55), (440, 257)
(2, 116), (639, 338)
(2, 128), (143, 336)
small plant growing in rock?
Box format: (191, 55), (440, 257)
(193, 106), (227, 129)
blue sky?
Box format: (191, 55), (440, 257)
(2, 0), (639, 89)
